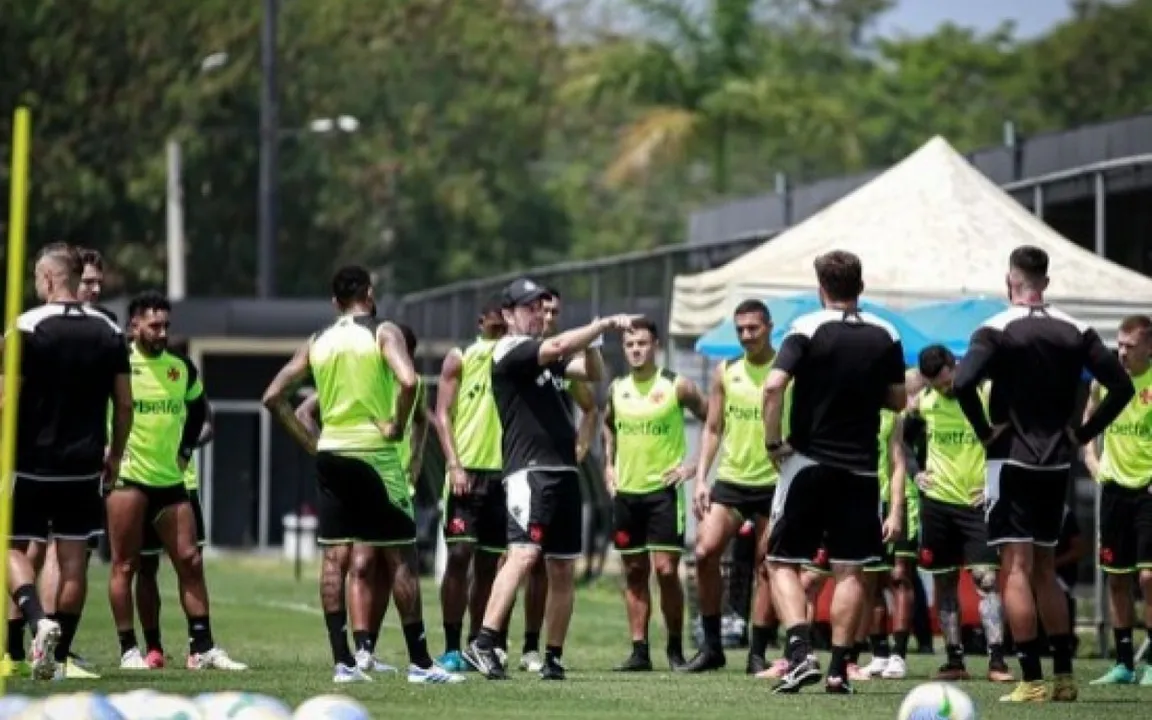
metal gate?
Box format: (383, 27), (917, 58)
(201, 400), (272, 549)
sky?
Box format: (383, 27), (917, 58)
(875, 0), (1074, 38)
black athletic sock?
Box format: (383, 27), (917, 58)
(631, 639), (650, 658)
(143, 626), (163, 653)
(989, 642), (1006, 665)
(828, 645), (850, 680)
(53, 612), (82, 662)
(12, 585), (44, 625)
(1115, 627), (1135, 670)
(496, 628), (508, 652)
(701, 614), (722, 651)
(945, 643), (965, 666)
(785, 623), (812, 665)
(367, 630), (379, 652)
(187, 615), (214, 655)
(118, 629), (139, 656)
(353, 630), (372, 654)
(870, 633), (891, 659)
(852, 640), (869, 663)
(522, 630), (540, 654)
(750, 624), (770, 659)
(1050, 633), (1075, 676)
(765, 622), (780, 646)
(893, 630), (910, 659)
(544, 645), (563, 665)
(666, 634), (683, 658)
(475, 626), (499, 651)
(444, 622), (463, 653)
(1017, 637), (1044, 682)
(403, 621), (433, 669)
(324, 611), (354, 667)
(7, 619), (25, 661)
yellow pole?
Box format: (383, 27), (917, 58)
(0, 107), (32, 696)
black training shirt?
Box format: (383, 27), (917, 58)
(13, 302), (130, 478)
(953, 304), (1133, 469)
(491, 335), (577, 474)
(775, 309), (906, 474)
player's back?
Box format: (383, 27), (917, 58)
(16, 302), (126, 476)
(972, 305), (1092, 467)
(781, 309), (905, 473)
(308, 313), (395, 452)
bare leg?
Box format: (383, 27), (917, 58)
(106, 488), (147, 656)
(651, 551), (685, 660)
(521, 557), (547, 657)
(826, 563), (867, 682)
(470, 551), (501, 642)
(543, 558), (576, 651)
(136, 554), (162, 657)
(620, 553), (651, 646)
(49, 539), (90, 663)
(889, 559), (914, 659)
(683, 503), (740, 667)
(970, 566), (1010, 678)
(439, 542), (473, 654)
(1032, 548), (1074, 678)
(381, 544), (435, 669)
(346, 545), (377, 656)
(320, 544), (354, 666)
(36, 542), (60, 616)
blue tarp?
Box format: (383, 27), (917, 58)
(902, 297), (1009, 357)
(694, 292), (933, 366)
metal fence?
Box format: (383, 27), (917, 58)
(397, 154), (1152, 358)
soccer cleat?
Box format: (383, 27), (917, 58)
(407, 663), (465, 684)
(333, 663), (373, 683)
(846, 663), (871, 682)
(540, 656), (565, 680)
(935, 661), (970, 681)
(1090, 664), (1137, 685)
(755, 658), (791, 680)
(436, 650), (469, 673)
(861, 656), (889, 677)
(145, 648), (165, 669)
(463, 641), (508, 680)
(29, 619), (61, 681)
(518, 650), (543, 673)
(355, 649), (398, 673)
(771, 655), (822, 694)
(825, 676), (855, 694)
(494, 647), (508, 667)
(998, 680), (1046, 703)
(666, 648), (687, 670)
(0, 654), (32, 678)
(187, 646), (248, 670)
(1050, 673), (1078, 702)
(67, 652), (95, 671)
(745, 653), (767, 675)
(63, 658), (101, 679)
(675, 647), (726, 673)
(120, 648), (149, 670)
(613, 652), (652, 672)
(986, 658), (1014, 683)
(881, 655), (907, 679)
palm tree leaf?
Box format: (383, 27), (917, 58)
(603, 106), (699, 187)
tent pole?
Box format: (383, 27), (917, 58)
(1094, 172), (1107, 257)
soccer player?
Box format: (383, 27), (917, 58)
(432, 299), (508, 672)
(107, 291), (245, 671)
(264, 266), (460, 684)
(909, 345), (1012, 683)
(603, 318), (706, 671)
(763, 250), (907, 695)
(464, 278), (636, 680)
(684, 299), (784, 675)
(133, 336), (215, 669)
(513, 287), (599, 672)
(3, 244), (132, 681)
(953, 245), (1133, 703)
(1084, 314), (1152, 686)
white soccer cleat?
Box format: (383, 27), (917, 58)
(187, 647), (248, 671)
(862, 656), (890, 677)
(407, 663), (465, 684)
(355, 649), (397, 673)
(519, 650), (543, 673)
(29, 619), (61, 681)
(334, 663), (373, 683)
(880, 655), (907, 679)
(120, 647), (150, 670)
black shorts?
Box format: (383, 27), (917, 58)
(986, 462), (1068, 547)
(142, 488), (206, 556)
(115, 478), (190, 553)
(505, 468), (582, 559)
(444, 469), (507, 553)
(11, 474), (105, 543)
(613, 487), (685, 554)
(918, 496), (998, 573)
(1098, 482), (1152, 573)
(766, 454), (882, 565)
(710, 480), (775, 523)
(316, 450), (415, 546)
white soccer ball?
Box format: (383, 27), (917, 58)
(292, 695), (369, 720)
(20, 693), (124, 720)
(196, 693), (291, 720)
(897, 682), (977, 720)
(0, 696), (32, 719)
(123, 694), (202, 720)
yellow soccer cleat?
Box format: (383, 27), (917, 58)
(64, 658), (101, 679)
(999, 680), (1047, 703)
(1050, 673), (1078, 702)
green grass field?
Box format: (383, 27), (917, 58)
(7, 558), (1147, 718)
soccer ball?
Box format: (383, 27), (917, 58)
(292, 695), (369, 720)
(0, 696), (32, 719)
(20, 693), (124, 720)
(118, 694), (201, 720)
(196, 693), (291, 719)
(897, 682), (977, 720)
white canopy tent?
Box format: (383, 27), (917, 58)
(670, 136), (1152, 343)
